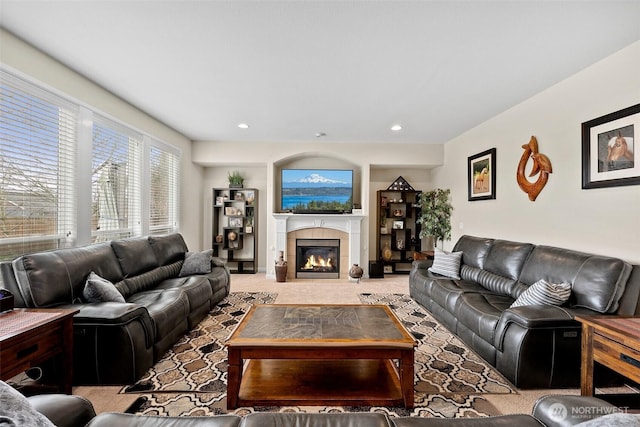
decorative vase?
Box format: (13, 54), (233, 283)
(275, 251), (287, 282)
(382, 245), (393, 261)
(349, 264), (364, 283)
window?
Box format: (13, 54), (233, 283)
(0, 69), (181, 262)
(148, 141), (180, 235)
(92, 115), (143, 242)
(0, 72), (77, 260)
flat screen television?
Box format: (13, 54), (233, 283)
(281, 169), (353, 213)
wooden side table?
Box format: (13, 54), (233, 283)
(0, 308), (78, 394)
(576, 315), (640, 404)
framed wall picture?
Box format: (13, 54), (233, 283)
(582, 104), (640, 189)
(392, 220), (404, 230)
(468, 148), (496, 201)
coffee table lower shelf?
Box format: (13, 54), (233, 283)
(236, 359), (405, 408)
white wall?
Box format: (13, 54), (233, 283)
(0, 30), (206, 250)
(432, 41), (640, 264)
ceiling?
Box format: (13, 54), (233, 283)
(1, 1), (639, 144)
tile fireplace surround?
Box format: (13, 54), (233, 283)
(273, 213), (365, 280)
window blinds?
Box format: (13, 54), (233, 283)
(91, 114), (144, 242)
(0, 68), (182, 264)
(0, 71), (77, 260)
(148, 141), (180, 235)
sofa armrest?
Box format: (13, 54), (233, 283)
(56, 302), (156, 384)
(28, 394), (96, 427)
(411, 259), (433, 271)
(532, 395), (620, 427)
(494, 305), (579, 349)
(63, 302), (154, 348)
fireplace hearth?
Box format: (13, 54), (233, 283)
(296, 238), (340, 279)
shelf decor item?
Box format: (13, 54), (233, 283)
(228, 170), (244, 188)
(382, 244), (393, 261)
(386, 176), (414, 191)
(417, 188), (453, 250)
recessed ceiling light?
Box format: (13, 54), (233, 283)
(238, 123), (250, 129)
(315, 132), (326, 138)
(391, 125), (403, 132)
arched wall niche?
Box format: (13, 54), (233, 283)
(273, 152), (362, 213)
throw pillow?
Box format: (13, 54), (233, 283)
(179, 249), (213, 277)
(0, 380), (55, 427)
(510, 279), (571, 308)
(575, 413), (640, 426)
(428, 248), (463, 280)
(83, 272), (125, 303)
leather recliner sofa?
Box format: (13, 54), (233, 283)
(18, 390), (638, 427)
(409, 235), (640, 389)
(0, 233), (230, 385)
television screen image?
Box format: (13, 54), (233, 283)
(281, 169), (353, 213)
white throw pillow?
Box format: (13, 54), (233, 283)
(83, 272), (125, 303)
(510, 279), (571, 308)
(428, 248), (462, 280)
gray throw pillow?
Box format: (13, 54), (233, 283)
(0, 380), (55, 427)
(179, 249), (213, 277)
(510, 279), (571, 308)
(428, 248), (462, 280)
(83, 271), (125, 303)
(576, 413), (640, 426)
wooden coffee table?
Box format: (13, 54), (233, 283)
(225, 304), (417, 409)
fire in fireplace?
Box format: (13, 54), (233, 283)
(296, 238), (340, 279)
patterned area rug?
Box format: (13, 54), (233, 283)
(123, 292), (511, 417)
(123, 292), (277, 393)
(358, 293), (515, 395)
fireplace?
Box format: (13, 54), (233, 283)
(296, 238), (340, 279)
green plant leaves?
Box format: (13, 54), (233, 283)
(417, 188), (453, 247)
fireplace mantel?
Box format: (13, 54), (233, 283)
(273, 213), (365, 277)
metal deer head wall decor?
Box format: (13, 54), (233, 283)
(516, 136), (553, 201)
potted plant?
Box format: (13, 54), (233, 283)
(417, 188), (453, 250)
(228, 171), (244, 188)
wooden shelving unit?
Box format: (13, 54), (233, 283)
(375, 177), (421, 274)
(212, 188), (258, 274)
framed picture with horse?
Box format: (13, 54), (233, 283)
(468, 148), (496, 201)
(582, 103), (640, 189)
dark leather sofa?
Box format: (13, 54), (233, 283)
(22, 391), (638, 427)
(0, 233), (230, 385)
(409, 235), (640, 389)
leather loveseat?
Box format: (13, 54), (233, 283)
(15, 388), (638, 427)
(409, 235), (640, 389)
(0, 233), (230, 385)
